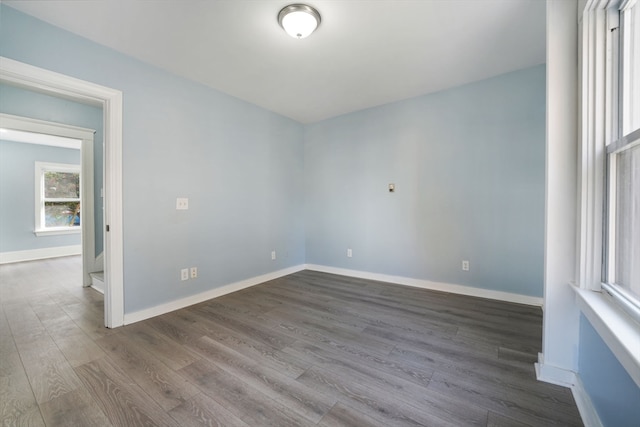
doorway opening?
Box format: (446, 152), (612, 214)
(0, 56), (124, 327)
(0, 114), (101, 291)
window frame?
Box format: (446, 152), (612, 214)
(575, 0), (640, 390)
(601, 0), (640, 322)
(34, 161), (82, 236)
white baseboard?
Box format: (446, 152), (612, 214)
(123, 264), (306, 325)
(535, 354), (576, 387)
(84, 251), (105, 287)
(535, 355), (603, 427)
(90, 272), (104, 294)
(124, 262), (542, 325)
(95, 252), (104, 269)
(304, 264), (544, 307)
(571, 374), (604, 427)
(0, 245), (81, 264)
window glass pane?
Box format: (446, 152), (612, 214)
(44, 201), (80, 227)
(615, 143), (640, 299)
(44, 171), (79, 199)
(622, 2), (640, 135)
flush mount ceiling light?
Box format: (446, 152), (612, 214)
(278, 4), (321, 39)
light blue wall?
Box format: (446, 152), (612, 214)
(579, 315), (640, 426)
(0, 5), (305, 313)
(0, 140), (80, 252)
(0, 83), (104, 258)
(3, 7), (638, 427)
(305, 65), (546, 297)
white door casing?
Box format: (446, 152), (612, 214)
(0, 56), (124, 328)
(0, 113), (98, 285)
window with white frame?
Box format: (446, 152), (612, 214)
(603, 0), (640, 318)
(34, 162), (81, 236)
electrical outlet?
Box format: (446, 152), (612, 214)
(176, 197), (189, 210)
(347, 248), (353, 258)
(271, 251), (276, 260)
(181, 268), (189, 281)
(462, 260), (470, 271)
(190, 267), (197, 279)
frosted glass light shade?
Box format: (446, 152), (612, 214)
(278, 4), (321, 39)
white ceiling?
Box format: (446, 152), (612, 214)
(4, 0), (546, 124)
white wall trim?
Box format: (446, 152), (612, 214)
(123, 265), (306, 325)
(541, 0), (581, 377)
(571, 374), (605, 427)
(1, 114), (95, 285)
(0, 130), (82, 149)
(0, 56), (125, 328)
(34, 228), (81, 237)
(81, 135), (96, 287)
(537, 349), (606, 427)
(91, 251), (104, 276)
(574, 286), (640, 387)
(305, 264), (544, 306)
(535, 352), (577, 387)
(0, 245), (81, 264)
(576, 4), (608, 292)
(0, 113), (95, 142)
(124, 263), (543, 326)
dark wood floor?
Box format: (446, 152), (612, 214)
(1, 256), (583, 426)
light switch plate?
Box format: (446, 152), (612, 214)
(176, 198), (189, 210)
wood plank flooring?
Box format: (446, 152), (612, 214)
(1, 256), (584, 426)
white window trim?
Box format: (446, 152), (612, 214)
(573, 285), (640, 387)
(577, 1), (608, 292)
(34, 229), (80, 237)
(602, 0), (640, 321)
(577, 0), (640, 387)
(34, 161), (82, 236)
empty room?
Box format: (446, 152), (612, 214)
(0, 1), (638, 426)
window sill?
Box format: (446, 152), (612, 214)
(34, 228), (81, 237)
(572, 284), (640, 388)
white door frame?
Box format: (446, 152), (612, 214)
(0, 113), (98, 286)
(0, 56), (124, 328)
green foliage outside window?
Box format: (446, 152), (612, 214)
(43, 171), (80, 227)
